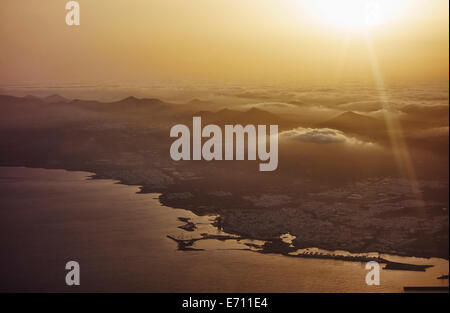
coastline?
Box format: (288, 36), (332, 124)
(1, 165), (449, 293)
(1, 164), (448, 264)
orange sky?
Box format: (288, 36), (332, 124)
(0, 0), (448, 86)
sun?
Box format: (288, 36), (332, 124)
(306, 0), (408, 31)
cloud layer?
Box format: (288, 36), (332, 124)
(281, 127), (371, 146)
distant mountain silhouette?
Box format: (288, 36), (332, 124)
(113, 96), (167, 107)
(0, 94), (298, 128)
(319, 111), (385, 132)
(43, 94), (69, 104)
(0, 94), (177, 122)
(24, 95), (42, 101)
(186, 98), (212, 106)
(1, 94), (70, 106)
(0, 94), (43, 105)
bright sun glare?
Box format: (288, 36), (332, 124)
(306, 0), (408, 31)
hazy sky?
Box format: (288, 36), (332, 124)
(0, 0), (448, 86)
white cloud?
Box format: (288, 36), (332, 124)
(281, 127), (372, 146)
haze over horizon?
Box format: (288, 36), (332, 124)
(0, 0), (448, 87)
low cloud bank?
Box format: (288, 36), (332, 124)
(281, 127), (372, 146)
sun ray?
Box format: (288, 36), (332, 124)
(363, 31), (426, 216)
